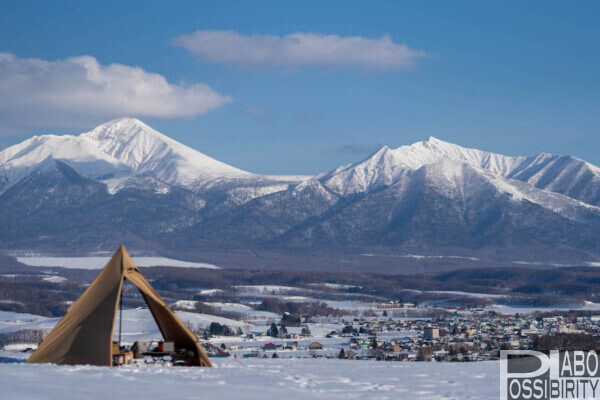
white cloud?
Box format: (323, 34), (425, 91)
(0, 53), (232, 134)
(174, 30), (427, 70)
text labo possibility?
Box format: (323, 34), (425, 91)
(501, 350), (600, 399)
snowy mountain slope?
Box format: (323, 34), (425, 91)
(414, 136), (527, 175)
(0, 133), (131, 193)
(84, 118), (251, 186)
(318, 137), (600, 206)
(507, 154), (600, 206)
(0, 118), (252, 194)
(179, 157), (600, 261)
(0, 159), (209, 249)
(419, 138), (600, 205)
(196, 175), (308, 211)
(0, 118), (307, 205)
(317, 137), (528, 196)
(415, 138), (600, 204)
(184, 178), (339, 244)
(417, 158), (600, 226)
(316, 146), (413, 196)
(283, 160), (600, 259)
(1, 119), (600, 263)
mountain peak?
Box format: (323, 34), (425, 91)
(84, 118), (250, 185)
(418, 136), (458, 152)
(369, 145), (391, 157)
(100, 117), (146, 126)
(422, 136), (443, 144)
(320, 136), (529, 196)
(86, 117), (164, 142)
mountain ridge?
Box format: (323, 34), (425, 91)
(1, 118), (599, 267)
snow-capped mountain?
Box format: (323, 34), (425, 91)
(0, 118), (305, 207)
(318, 136), (600, 205)
(0, 118), (251, 193)
(317, 137), (525, 196)
(0, 129), (130, 193)
(1, 119), (600, 266)
(84, 118), (251, 186)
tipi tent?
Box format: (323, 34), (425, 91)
(27, 245), (212, 367)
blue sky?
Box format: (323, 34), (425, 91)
(0, 1), (598, 174)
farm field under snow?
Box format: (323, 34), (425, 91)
(0, 358), (499, 400)
(0, 309), (249, 342)
(484, 301), (600, 315)
(15, 256), (219, 269)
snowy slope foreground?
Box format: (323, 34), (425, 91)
(1, 118), (600, 263)
(0, 358), (499, 400)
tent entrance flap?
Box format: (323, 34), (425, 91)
(26, 245), (212, 367)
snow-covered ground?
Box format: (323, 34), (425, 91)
(172, 301), (279, 325)
(308, 283), (362, 290)
(170, 299), (198, 310)
(114, 308), (251, 342)
(199, 289), (224, 296)
(0, 310), (50, 324)
(422, 290), (505, 299)
(0, 307), (495, 399)
(41, 275), (68, 283)
(0, 309), (251, 340)
(1, 273), (68, 283)
(233, 285), (309, 294)
(205, 302), (279, 321)
(16, 256), (220, 270)
(485, 301), (600, 315)
(0, 311), (58, 335)
(0, 358), (499, 399)
(360, 253), (480, 261)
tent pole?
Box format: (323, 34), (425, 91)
(119, 286), (122, 346)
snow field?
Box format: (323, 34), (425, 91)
(0, 358), (499, 400)
(16, 256), (220, 270)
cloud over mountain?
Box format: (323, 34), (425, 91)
(174, 30), (427, 70)
(0, 53), (232, 134)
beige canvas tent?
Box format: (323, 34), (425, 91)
(27, 245), (212, 367)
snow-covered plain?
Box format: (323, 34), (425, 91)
(233, 285), (309, 294)
(0, 358), (499, 400)
(0, 309), (250, 339)
(115, 308), (250, 342)
(205, 302), (279, 321)
(0, 310), (58, 335)
(485, 301), (600, 315)
(16, 256), (220, 270)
